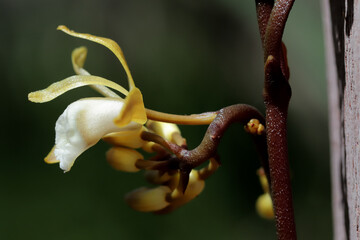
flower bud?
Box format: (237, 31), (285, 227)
(244, 119), (265, 135)
(144, 170), (173, 184)
(157, 170), (205, 214)
(256, 193), (274, 220)
(125, 186), (171, 212)
(103, 126), (146, 149)
(106, 147), (143, 172)
(146, 120), (182, 143)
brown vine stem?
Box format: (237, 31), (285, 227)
(255, 0), (296, 239)
(177, 104), (265, 168)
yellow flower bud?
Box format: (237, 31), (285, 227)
(157, 170), (205, 214)
(103, 126), (146, 149)
(144, 170), (173, 184)
(125, 186), (171, 212)
(106, 147), (143, 172)
(141, 141), (156, 153)
(256, 193), (274, 220)
(146, 120), (182, 143)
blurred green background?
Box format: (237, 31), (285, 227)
(0, 0), (330, 239)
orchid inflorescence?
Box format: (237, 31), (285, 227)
(28, 26), (271, 215)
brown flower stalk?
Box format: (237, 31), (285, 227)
(255, 0), (296, 239)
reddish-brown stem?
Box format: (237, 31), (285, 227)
(255, 0), (296, 239)
(255, 0), (274, 47)
(256, 0), (290, 79)
(264, 0), (295, 60)
(175, 104), (266, 169)
(265, 104), (295, 239)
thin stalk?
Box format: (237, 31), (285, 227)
(146, 109), (217, 125)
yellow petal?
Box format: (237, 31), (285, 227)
(28, 75), (128, 103)
(106, 147), (143, 172)
(125, 186), (171, 212)
(44, 146), (60, 164)
(256, 193), (274, 220)
(102, 126), (146, 149)
(57, 25), (136, 90)
(114, 87), (147, 126)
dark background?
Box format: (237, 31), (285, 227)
(0, 0), (330, 239)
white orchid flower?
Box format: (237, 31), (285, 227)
(28, 26), (147, 172)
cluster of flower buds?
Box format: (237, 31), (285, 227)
(244, 119), (265, 135)
(106, 120), (219, 213)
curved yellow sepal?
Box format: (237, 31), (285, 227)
(44, 146), (60, 164)
(70, 47), (120, 98)
(57, 25), (135, 90)
(71, 46), (87, 74)
(28, 75), (128, 103)
(114, 88), (147, 126)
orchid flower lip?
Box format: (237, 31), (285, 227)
(52, 97), (144, 172)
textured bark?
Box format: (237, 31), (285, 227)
(322, 0), (359, 239)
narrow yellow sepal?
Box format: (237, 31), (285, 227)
(106, 147), (143, 172)
(70, 47), (120, 98)
(71, 46), (87, 74)
(28, 75), (128, 103)
(114, 88), (147, 126)
(57, 25), (136, 90)
(44, 146), (60, 164)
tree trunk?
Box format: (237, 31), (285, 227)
(322, 0), (360, 239)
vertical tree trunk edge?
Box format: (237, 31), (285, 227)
(323, 0), (360, 239)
